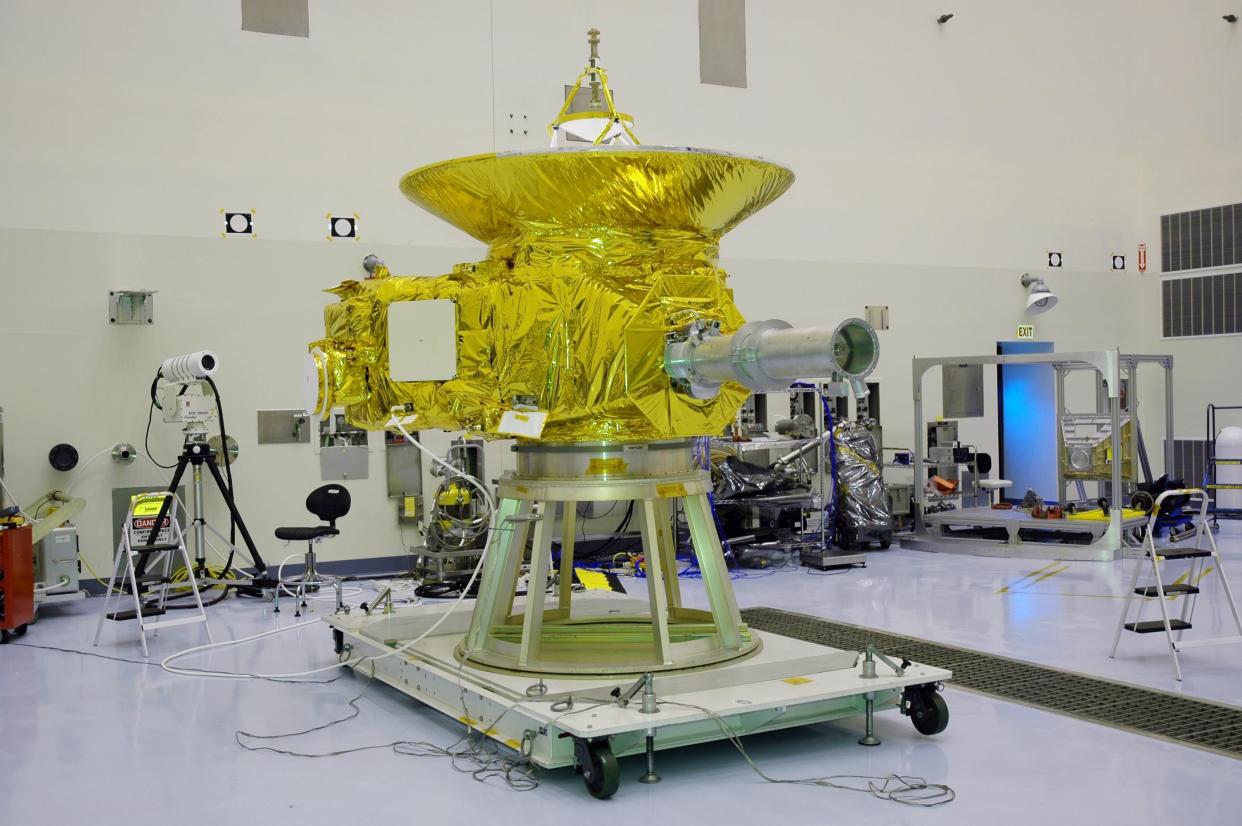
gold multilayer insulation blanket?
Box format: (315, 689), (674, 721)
(311, 147), (795, 442)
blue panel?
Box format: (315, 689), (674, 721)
(998, 341), (1057, 503)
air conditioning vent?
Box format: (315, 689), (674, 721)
(1161, 272), (1241, 338)
(1161, 203), (1241, 273)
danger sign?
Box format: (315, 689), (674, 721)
(129, 496), (176, 544)
(130, 514), (173, 544)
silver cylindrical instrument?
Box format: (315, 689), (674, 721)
(665, 317), (878, 399)
(160, 350), (219, 382)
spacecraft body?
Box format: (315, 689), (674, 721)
(311, 43), (954, 795)
(310, 147), (794, 443)
(306, 141), (877, 677)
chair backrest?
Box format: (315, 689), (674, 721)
(306, 484), (351, 526)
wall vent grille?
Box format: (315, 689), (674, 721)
(1161, 203), (1241, 273)
(1161, 272), (1241, 338)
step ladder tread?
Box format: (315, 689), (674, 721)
(1148, 548), (1212, 560)
(1125, 619), (1192, 633)
(128, 543), (180, 554)
(141, 615), (208, 630)
(1135, 584), (1200, 597)
(107, 607), (167, 622)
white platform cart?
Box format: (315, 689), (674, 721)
(326, 594), (952, 798)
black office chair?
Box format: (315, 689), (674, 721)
(274, 484), (351, 615)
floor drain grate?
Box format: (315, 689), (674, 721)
(743, 607), (1242, 760)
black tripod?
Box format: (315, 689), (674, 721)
(139, 439), (272, 588)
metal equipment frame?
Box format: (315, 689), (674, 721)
(1054, 354), (1174, 508)
(904, 350), (1170, 561)
(1206, 404), (1242, 522)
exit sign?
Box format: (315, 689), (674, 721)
(1016, 325), (1035, 339)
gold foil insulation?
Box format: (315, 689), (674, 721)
(311, 147), (795, 442)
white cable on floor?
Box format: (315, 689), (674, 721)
(161, 618), (326, 678)
(161, 413), (498, 681)
(657, 698), (956, 807)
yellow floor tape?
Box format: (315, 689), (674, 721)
(996, 561), (1065, 594)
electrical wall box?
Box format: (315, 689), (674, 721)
(865, 305), (889, 331)
(385, 432), (424, 498)
(320, 445), (369, 481)
(388, 300), (458, 382)
(109, 290), (156, 325)
(257, 409), (311, 444)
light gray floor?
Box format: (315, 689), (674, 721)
(3, 525), (1242, 824)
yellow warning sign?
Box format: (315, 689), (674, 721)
(131, 497), (167, 517)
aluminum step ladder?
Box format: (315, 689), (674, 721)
(93, 491), (213, 658)
(1110, 488), (1242, 680)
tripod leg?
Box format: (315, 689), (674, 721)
(136, 456), (189, 579)
(203, 457), (268, 572)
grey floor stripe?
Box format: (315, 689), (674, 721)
(742, 607), (1242, 760)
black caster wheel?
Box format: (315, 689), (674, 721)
(0, 628), (10, 644)
(332, 628), (345, 656)
(14, 624), (28, 638)
(903, 685), (949, 736)
(878, 538), (892, 550)
(577, 739), (620, 800)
